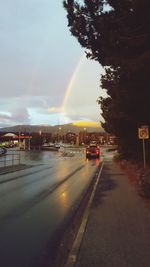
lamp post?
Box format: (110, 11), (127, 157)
(18, 126), (20, 149)
(59, 127), (62, 142)
(28, 132), (31, 150)
(83, 127), (87, 144)
(39, 130), (42, 150)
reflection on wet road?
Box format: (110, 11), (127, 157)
(0, 149), (102, 267)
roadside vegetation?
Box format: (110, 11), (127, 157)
(63, 0), (150, 161)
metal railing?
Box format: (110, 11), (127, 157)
(0, 153), (21, 168)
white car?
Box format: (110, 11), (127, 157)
(54, 143), (61, 149)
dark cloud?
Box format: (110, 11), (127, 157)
(0, 106), (30, 128)
(0, 1), (103, 126)
(0, 113), (11, 128)
(11, 108), (30, 124)
(0, 113), (11, 120)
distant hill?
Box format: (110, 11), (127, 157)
(0, 123), (104, 134)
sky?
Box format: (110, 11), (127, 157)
(0, 0), (107, 128)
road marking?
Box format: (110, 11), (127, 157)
(64, 160), (104, 267)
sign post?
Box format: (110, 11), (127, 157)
(138, 125), (149, 169)
(142, 139), (146, 169)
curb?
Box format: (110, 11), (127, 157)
(64, 160), (104, 267)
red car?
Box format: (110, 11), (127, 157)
(86, 144), (100, 159)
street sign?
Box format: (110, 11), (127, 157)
(138, 126), (149, 139)
(138, 125), (149, 169)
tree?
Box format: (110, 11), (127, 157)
(30, 133), (43, 150)
(63, 0), (150, 159)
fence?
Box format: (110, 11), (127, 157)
(0, 153), (21, 168)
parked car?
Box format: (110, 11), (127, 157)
(86, 143), (100, 159)
(54, 143), (61, 149)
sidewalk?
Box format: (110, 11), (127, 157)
(75, 160), (150, 267)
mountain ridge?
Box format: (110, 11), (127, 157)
(0, 123), (104, 134)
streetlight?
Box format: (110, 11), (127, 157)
(83, 128), (87, 144)
(28, 132), (31, 150)
(58, 127), (62, 142)
(18, 126), (21, 149)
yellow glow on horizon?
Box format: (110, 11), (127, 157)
(72, 121), (101, 128)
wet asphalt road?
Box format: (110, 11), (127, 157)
(0, 149), (101, 267)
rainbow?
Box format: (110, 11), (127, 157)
(61, 53), (86, 113)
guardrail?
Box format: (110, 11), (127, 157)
(0, 153), (21, 168)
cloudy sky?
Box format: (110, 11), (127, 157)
(0, 0), (106, 128)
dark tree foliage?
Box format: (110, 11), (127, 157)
(30, 133), (43, 150)
(63, 0), (150, 160)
